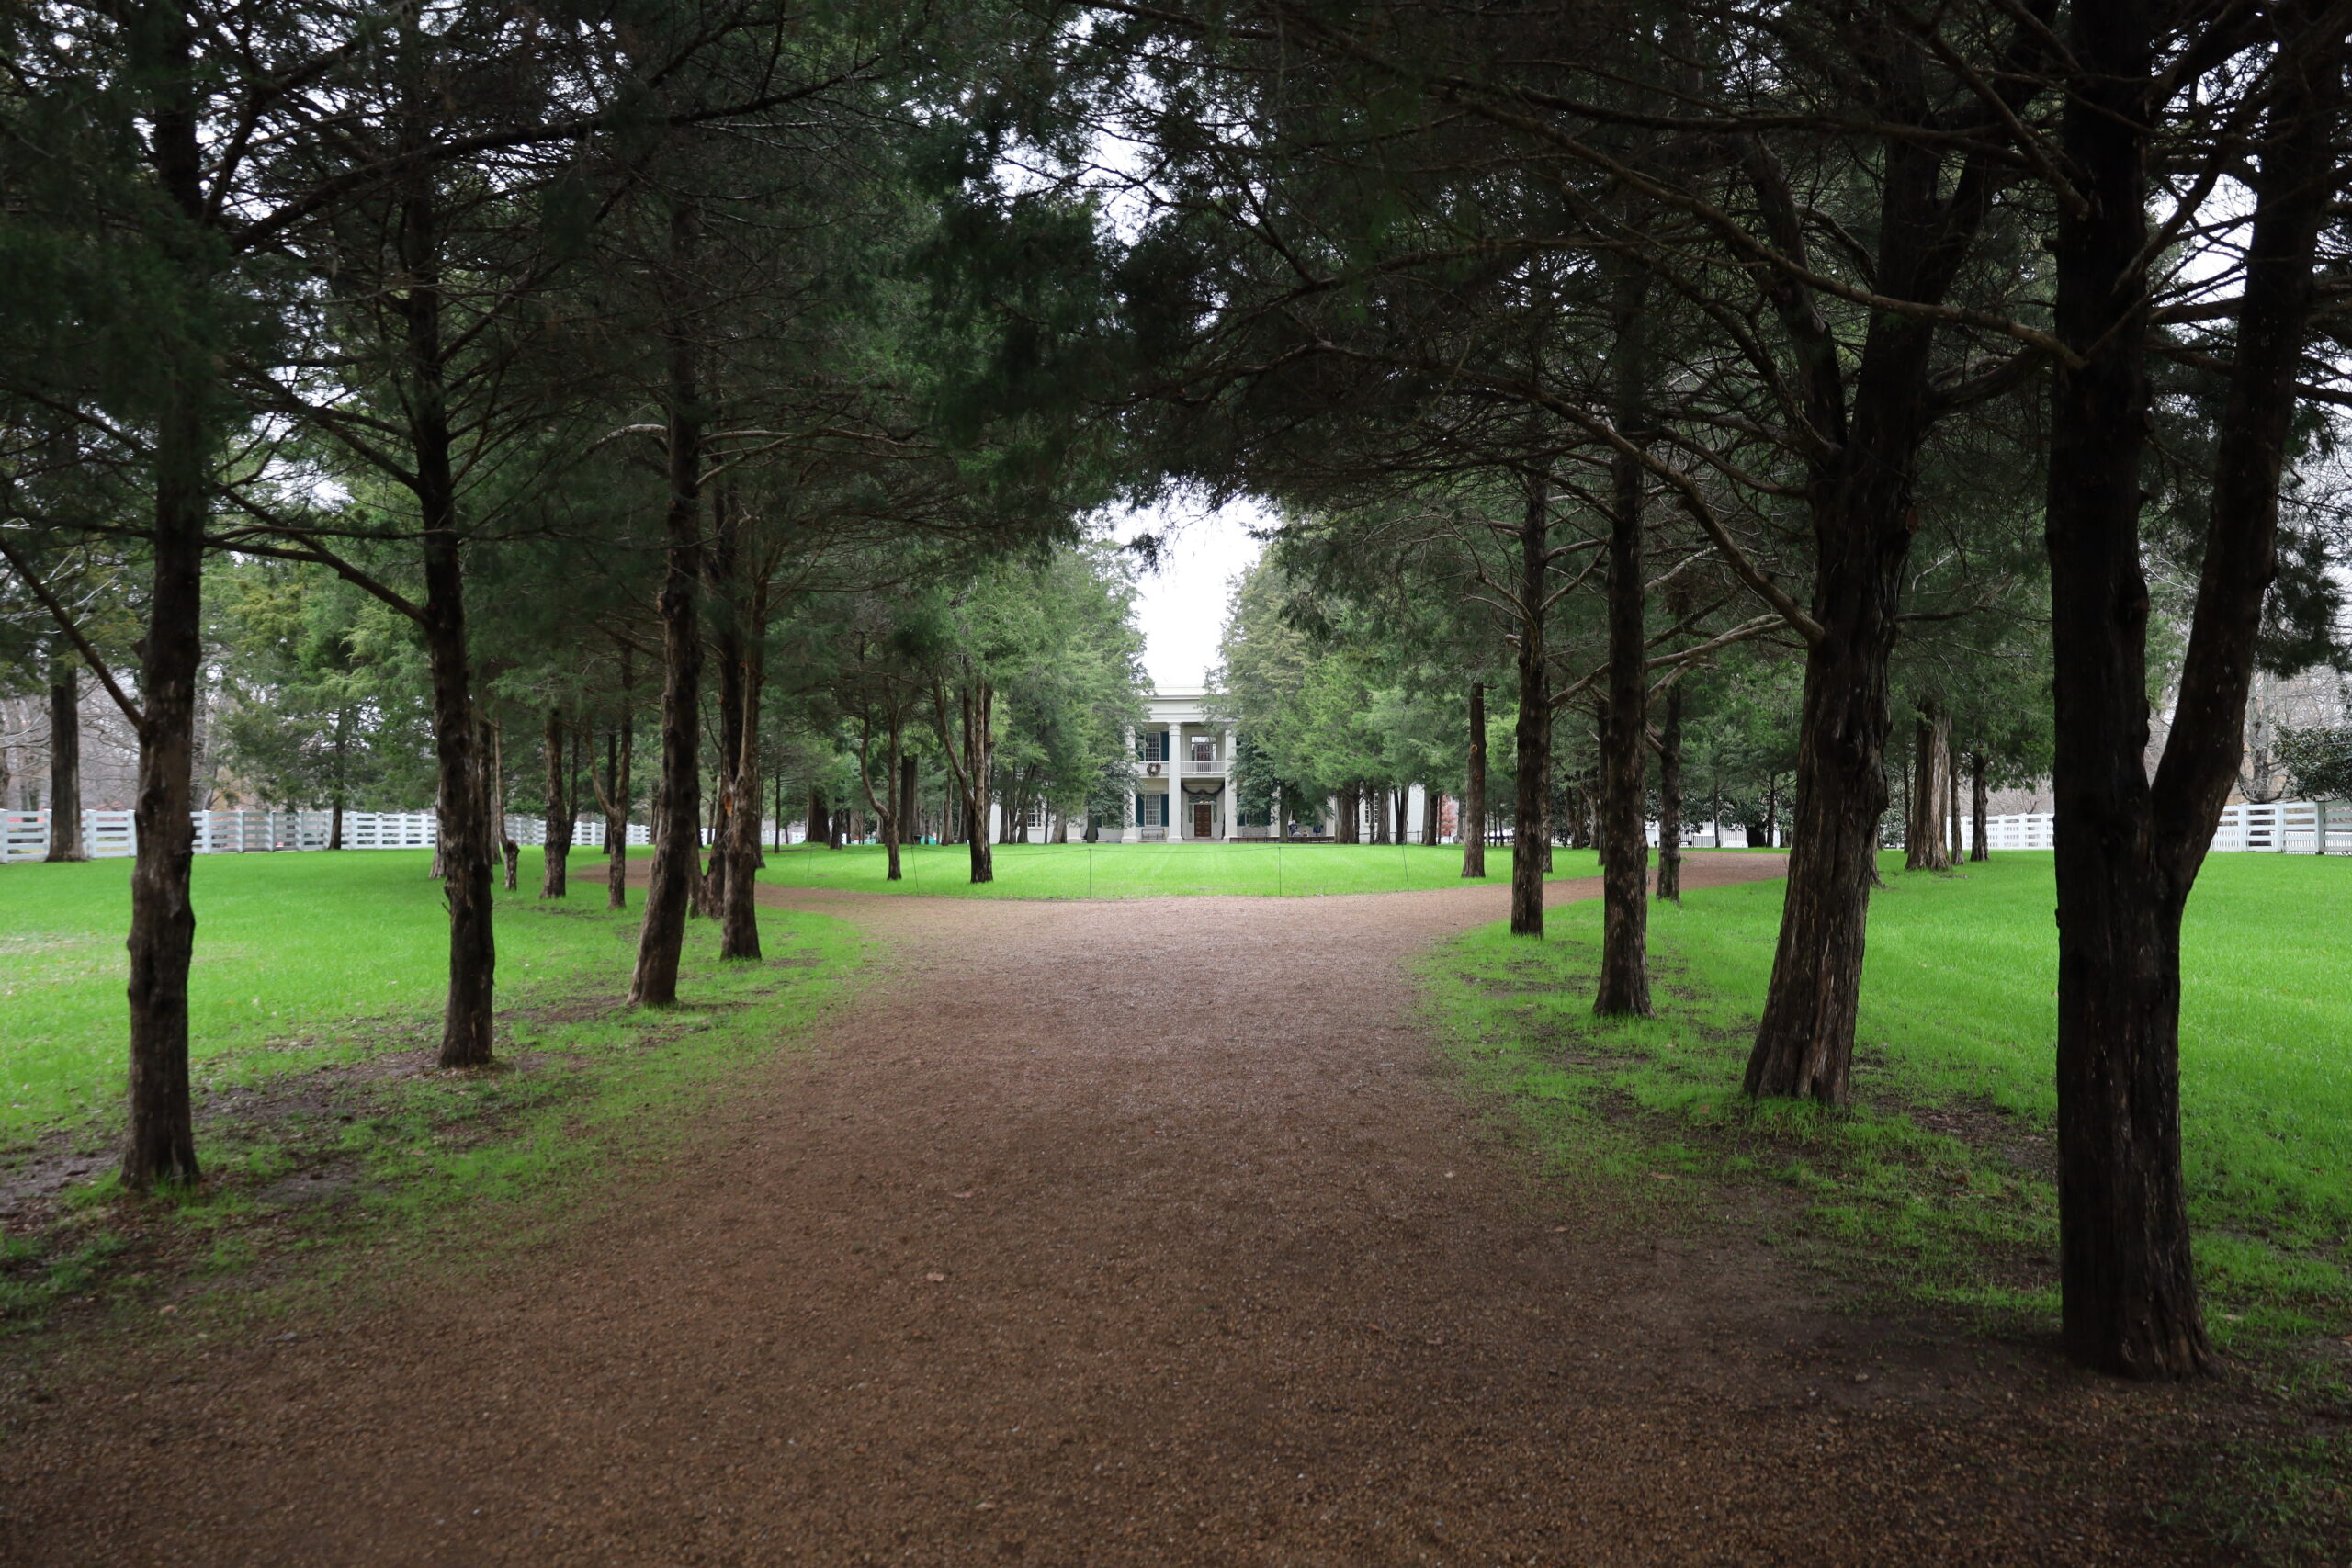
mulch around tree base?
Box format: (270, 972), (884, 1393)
(1, 855), (2235, 1564)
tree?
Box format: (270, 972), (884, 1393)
(2041, 0), (2347, 1377)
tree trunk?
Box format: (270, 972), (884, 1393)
(1948, 740), (1962, 863)
(2043, 7), (2207, 1364)
(378, 154), (499, 1071)
(962, 679), (993, 883)
(882, 717), (904, 882)
(1657, 683), (1683, 903)
(899, 754), (918, 847)
(119, 6), (211, 1189)
(44, 657), (85, 863)
(490, 719), (518, 893)
(1736, 75), (2028, 1100)
(1970, 751), (1990, 863)
(607, 714), (632, 909)
(1510, 474), (1551, 936)
(718, 637), (763, 961)
(124, 414), (205, 1184)
(1596, 281), (1652, 1011)
(1741, 595), (1897, 1102)
(703, 490), (750, 936)
(2042, 0), (2337, 1379)
(540, 709), (574, 897)
(1421, 789), (1441, 847)
(808, 785), (830, 849)
(1462, 682), (1487, 877)
(710, 516), (763, 962)
(1905, 697), (1953, 872)
(421, 523), (494, 1067)
(629, 201), (707, 1008)
(328, 708), (349, 852)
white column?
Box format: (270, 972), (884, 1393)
(1223, 727), (1238, 839)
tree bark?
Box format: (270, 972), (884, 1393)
(119, 1), (210, 1189)
(328, 708), (349, 851)
(44, 658), (85, 863)
(422, 526), (494, 1066)
(1741, 586), (1897, 1102)
(808, 785), (830, 849)
(881, 717), (904, 881)
(629, 201), (707, 1008)
(2043, 0), (2338, 1379)
(606, 714), (632, 908)
(1737, 65), (2030, 1100)
(540, 708), (573, 898)
(491, 719), (519, 893)
(962, 680), (993, 882)
(860, 708), (907, 881)
(1905, 696), (1953, 872)
(1596, 270), (1652, 1013)
(1462, 682), (1487, 876)
(1510, 473), (1551, 936)
(1970, 751), (1989, 863)
(929, 664), (995, 882)
(375, 148), (499, 1070)
(1657, 683), (1683, 903)
(1948, 739), (1962, 864)
(718, 630), (764, 961)
(2043, 0), (2203, 1372)
(899, 754), (919, 851)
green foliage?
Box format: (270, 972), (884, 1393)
(210, 563), (436, 808)
(2277, 725), (2352, 802)
(1215, 550), (1463, 820)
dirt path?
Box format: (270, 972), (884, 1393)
(3, 856), (2216, 1564)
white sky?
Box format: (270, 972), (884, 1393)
(1107, 495), (1272, 693)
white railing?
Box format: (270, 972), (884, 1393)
(1645, 823), (1753, 850)
(1138, 825), (1168, 841)
(1180, 757), (1225, 774)
(0, 807), (665, 863)
(1971, 798), (2352, 853)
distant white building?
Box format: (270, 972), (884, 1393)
(1108, 690), (1242, 841)
(1088, 690), (1431, 843)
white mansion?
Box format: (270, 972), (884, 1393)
(1110, 690), (1242, 841)
(1090, 691), (1432, 843)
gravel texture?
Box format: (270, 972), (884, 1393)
(1, 855), (2229, 1564)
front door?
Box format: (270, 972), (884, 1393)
(1193, 800), (1213, 840)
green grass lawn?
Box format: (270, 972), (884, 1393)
(764, 840), (1600, 898)
(0, 850), (848, 1148)
(1429, 851), (2352, 1346)
(0, 849), (860, 1330)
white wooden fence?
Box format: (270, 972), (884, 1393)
(1967, 799), (2352, 853)
(12, 797), (2343, 863)
(0, 808), (664, 863)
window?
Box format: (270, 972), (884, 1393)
(1191, 736), (1215, 762)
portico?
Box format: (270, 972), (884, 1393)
(1106, 691), (1237, 842)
